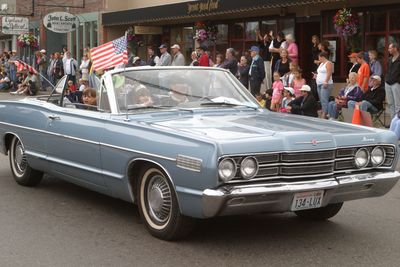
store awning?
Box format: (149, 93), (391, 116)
(102, 0), (342, 26)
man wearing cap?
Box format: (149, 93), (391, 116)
(348, 75), (385, 114)
(196, 46), (209, 67)
(287, 85), (318, 117)
(171, 44), (185, 66)
(156, 44), (172, 66)
(348, 52), (360, 74)
(133, 56), (146, 67)
(248, 46), (265, 96)
(385, 43), (400, 119)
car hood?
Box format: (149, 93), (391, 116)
(145, 111), (378, 140)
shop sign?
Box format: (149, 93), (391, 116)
(187, 0), (220, 14)
(1, 16), (29, 35)
(43, 12), (78, 33)
(134, 26), (163, 35)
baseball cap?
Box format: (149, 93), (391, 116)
(133, 56), (140, 62)
(300, 85), (311, 92)
(171, 44), (180, 49)
(284, 87), (295, 95)
(249, 46), (260, 52)
(40, 49), (46, 53)
(12, 49), (17, 53)
(371, 75), (381, 82)
(348, 52), (358, 58)
(158, 44), (168, 49)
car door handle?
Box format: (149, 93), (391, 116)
(48, 115), (60, 120)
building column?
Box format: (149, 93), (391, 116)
(89, 21), (94, 48)
(12, 35), (17, 51)
(68, 32), (74, 55)
(82, 22), (87, 50)
(75, 25), (80, 61)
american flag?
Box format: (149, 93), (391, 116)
(14, 60), (38, 74)
(90, 36), (128, 71)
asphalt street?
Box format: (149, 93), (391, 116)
(0, 93), (399, 266)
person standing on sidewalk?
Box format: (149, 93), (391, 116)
(170, 44), (185, 66)
(248, 46), (265, 96)
(385, 43), (400, 119)
(256, 30), (272, 91)
(157, 44), (172, 66)
(63, 51), (78, 85)
(38, 49), (48, 91)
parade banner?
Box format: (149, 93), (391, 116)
(43, 12), (78, 33)
(2, 16), (29, 35)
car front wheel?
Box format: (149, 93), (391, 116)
(137, 167), (195, 240)
(294, 202), (343, 220)
(9, 136), (43, 186)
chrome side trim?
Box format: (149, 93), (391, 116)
(25, 150), (124, 180)
(100, 143), (176, 162)
(0, 121), (176, 162)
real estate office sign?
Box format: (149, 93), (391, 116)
(1, 16), (29, 35)
(43, 12), (78, 33)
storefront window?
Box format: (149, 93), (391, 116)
(231, 23), (244, 39)
(280, 18), (294, 36)
(230, 41), (244, 57)
(389, 34), (400, 47)
(215, 24), (228, 56)
(365, 35), (386, 58)
(260, 20), (276, 36)
(389, 10), (400, 31)
(245, 22), (258, 40)
(367, 11), (386, 32)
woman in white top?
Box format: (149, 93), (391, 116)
(316, 51), (333, 119)
(79, 54), (91, 81)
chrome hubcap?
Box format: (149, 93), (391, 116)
(14, 141), (27, 174)
(147, 174), (172, 224)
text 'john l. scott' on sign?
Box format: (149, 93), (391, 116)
(43, 12), (78, 33)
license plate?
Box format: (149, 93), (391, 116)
(291, 190), (324, 211)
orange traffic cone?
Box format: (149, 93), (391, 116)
(352, 106), (362, 125)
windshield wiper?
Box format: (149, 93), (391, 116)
(126, 104), (172, 111)
(200, 101), (258, 110)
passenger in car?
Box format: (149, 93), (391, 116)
(134, 85), (153, 106)
(82, 87), (97, 109)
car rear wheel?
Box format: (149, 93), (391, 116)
(9, 136), (43, 186)
(294, 202), (343, 220)
(137, 167), (195, 240)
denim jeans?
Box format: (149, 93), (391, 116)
(327, 101), (338, 119)
(317, 83), (333, 113)
(347, 100), (378, 113)
(385, 82), (400, 119)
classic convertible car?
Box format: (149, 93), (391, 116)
(0, 67), (399, 240)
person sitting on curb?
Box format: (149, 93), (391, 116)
(347, 75), (385, 114)
(327, 72), (362, 120)
(287, 85), (318, 117)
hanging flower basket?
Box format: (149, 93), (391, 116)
(333, 8), (358, 37)
(193, 21), (218, 44)
(17, 33), (39, 48)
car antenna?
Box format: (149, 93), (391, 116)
(123, 31), (130, 122)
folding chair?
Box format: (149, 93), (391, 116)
(371, 108), (386, 128)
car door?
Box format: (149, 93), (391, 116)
(44, 88), (108, 193)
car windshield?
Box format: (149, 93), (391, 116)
(111, 68), (260, 113)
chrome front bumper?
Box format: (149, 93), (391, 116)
(202, 171), (400, 218)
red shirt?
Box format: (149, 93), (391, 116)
(198, 53), (210, 67)
(68, 85), (77, 92)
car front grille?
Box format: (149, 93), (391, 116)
(228, 145), (396, 183)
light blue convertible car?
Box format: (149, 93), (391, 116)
(0, 67), (399, 240)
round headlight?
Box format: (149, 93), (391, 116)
(240, 157), (258, 179)
(218, 158), (237, 182)
(354, 148), (370, 168)
(371, 146), (385, 166)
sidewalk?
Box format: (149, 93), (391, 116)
(0, 89), (50, 101)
